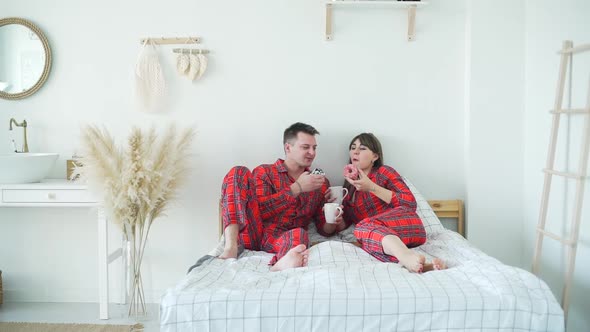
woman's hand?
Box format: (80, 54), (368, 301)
(346, 168), (393, 203)
(345, 168), (377, 192)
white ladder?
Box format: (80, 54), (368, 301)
(532, 40), (590, 321)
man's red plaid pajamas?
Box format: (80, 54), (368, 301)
(344, 165), (426, 263)
(220, 166), (263, 251)
(221, 160), (329, 265)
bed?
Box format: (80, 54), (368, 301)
(160, 179), (564, 332)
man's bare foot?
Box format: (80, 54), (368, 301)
(270, 244), (309, 272)
(397, 250), (425, 273)
(219, 245), (238, 259)
(423, 258), (447, 272)
(432, 258), (446, 270)
(220, 224), (240, 259)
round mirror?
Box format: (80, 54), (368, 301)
(0, 17), (51, 100)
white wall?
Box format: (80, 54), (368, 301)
(0, 0), (467, 303)
(523, 0), (590, 330)
(465, 1), (525, 267)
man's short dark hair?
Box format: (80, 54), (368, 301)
(283, 122), (320, 145)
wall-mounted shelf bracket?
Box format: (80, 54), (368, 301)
(139, 36), (200, 45)
(324, 1), (428, 41)
(407, 4), (416, 41)
(326, 3), (334, 41)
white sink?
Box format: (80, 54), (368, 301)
(0, 153), (59, 184)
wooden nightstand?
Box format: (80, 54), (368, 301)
(427, 200), (465, 237)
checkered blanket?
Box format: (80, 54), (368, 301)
(160, 230), (563, 332)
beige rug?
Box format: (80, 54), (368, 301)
(0, 322), (143, 332)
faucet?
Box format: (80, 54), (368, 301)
(9, 118), (29, 153)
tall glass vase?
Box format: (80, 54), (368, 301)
(120, 236), (132, 306)
(125, 222), (148, 317)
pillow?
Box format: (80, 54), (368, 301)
(401, 176), (446, 235)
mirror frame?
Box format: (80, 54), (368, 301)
(0, 17), (52, 100)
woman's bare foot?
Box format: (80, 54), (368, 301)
(219, 244), (238, 259)
(397, 250), (425, 273)
(423, 258), (447, 272)
(270, 244), (309, 272)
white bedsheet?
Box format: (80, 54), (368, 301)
(160, 230), (563, 332)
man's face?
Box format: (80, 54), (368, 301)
(285, 132), (317, 168)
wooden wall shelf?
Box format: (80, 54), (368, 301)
(325, 1), (429, 41)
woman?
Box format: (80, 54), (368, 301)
(342, 133), (445, 273)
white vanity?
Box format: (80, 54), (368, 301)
(0, 179), (119, 320)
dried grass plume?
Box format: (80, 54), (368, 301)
(75, 124), (196, 233)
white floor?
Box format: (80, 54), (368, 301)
(0, 302), (160, 331)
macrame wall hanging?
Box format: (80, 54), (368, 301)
(134, 39), (166, 113)
(174, 48), (209, 81)
(134, 37), (210, 113)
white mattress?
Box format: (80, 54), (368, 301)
(160, 229), (563, 332)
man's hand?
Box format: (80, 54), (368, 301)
(333, 211), (347, 231)
(321, 204), (348, 235)
(324, 189), (337, 203)
(297, 172), (326, 192)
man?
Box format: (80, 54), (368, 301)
(218, 122), (344, 271)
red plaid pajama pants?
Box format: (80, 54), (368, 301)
(221, 166), (307, 264)
(221, 166), (263, 251)
(353, 206), (426, 263)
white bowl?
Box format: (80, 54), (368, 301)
(0, 153), (59, 184)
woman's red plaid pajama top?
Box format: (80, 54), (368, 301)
(221, 159), (330, 265)
(344, 165), (426, 263)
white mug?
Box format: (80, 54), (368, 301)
(324, 203), (343, 224)
(329, 186), (349, 205)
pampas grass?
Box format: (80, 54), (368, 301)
(75, 124), (195, 316)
